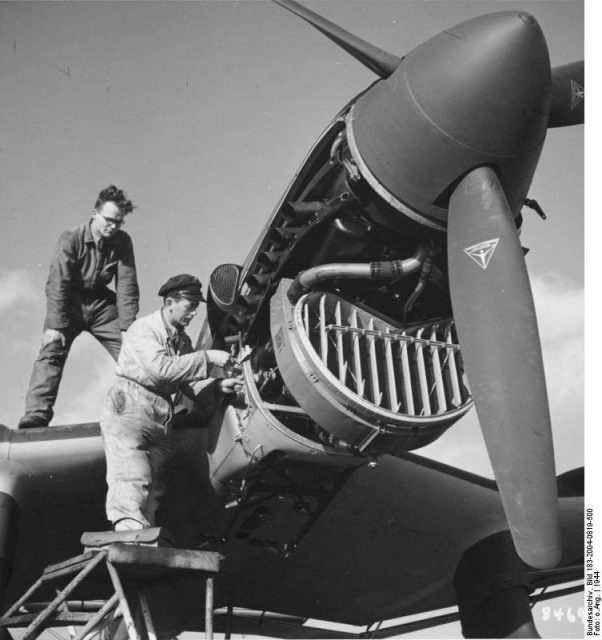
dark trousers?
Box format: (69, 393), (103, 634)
(22, 296), (122, 424)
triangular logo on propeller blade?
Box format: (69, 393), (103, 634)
(570, 79), (584, 111)
(463, 238), (499, 270)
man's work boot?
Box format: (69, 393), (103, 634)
(17, 415), (49, 429)
(113, 518), (145, 531)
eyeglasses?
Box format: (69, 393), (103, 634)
(96, 210), (125, 227)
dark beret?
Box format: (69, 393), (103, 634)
(158, 274), (206, 301)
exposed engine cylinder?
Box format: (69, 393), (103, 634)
(270, 280), (473, 451)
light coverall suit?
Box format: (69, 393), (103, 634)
(100, 309), (219, 529)
(23, 221), (139, 424)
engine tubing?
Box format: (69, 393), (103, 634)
(287, 245), (428, 304)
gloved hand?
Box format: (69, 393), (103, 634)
(42, 329), (66, 348)
(219, 377), (244, 394)
(205, 350), (233, 368)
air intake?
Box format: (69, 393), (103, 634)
(209, 264), (241, 308)
(271, 280), (473, 450)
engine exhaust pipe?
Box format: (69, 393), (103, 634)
(287, 244), (428, 304)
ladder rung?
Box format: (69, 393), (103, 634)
(43, 551), (98, 578)
(17, 601), (105, 613)
(0, 611), (93, 627)
(73, 593), (120, 640)
(0, 613), (38, 627)
(42, 560), (101, 582)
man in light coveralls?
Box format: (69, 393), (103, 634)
(100, 273), (242, 531)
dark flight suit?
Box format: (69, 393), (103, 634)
(21, 221), (139, 425)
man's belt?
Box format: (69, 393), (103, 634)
(116, 377), (174, 407)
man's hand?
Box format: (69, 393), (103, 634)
(42, 329), (66, 348)
(206, 350), (233, 368)
(219, 377), (244, 394)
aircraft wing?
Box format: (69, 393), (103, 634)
(0, 423), (583, 636)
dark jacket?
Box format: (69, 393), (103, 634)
(45, 221), (139, 331)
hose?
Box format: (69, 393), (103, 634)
(402, 252), (434, 321)
(287, 244), (429, 303)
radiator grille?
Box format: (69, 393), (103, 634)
(300, 292), (471, 417)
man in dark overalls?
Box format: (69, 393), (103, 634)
(18, 185), (139, 429)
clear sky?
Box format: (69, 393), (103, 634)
(0, 0), (585, 637)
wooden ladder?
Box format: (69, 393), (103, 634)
(0, 529), (223, 640)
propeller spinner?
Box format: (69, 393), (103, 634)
(273, 1), (578, 569)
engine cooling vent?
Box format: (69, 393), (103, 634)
(209, 264), (241, 307)
(270, 279), (473, 449)
(301, 295), (471, 417)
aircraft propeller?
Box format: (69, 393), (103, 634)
(273, 0), (584, 570)
(549, 61), (584, 127)
(447, 166), (561, 570)
(272, 0), (400, 78)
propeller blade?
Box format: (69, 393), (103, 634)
(549, 61), (584, 127)
(272, 0), (401, 78)
(447, 166), (561, 570)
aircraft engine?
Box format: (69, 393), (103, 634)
(206, 117), (475, 469)
(204, 2), (583, 568)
